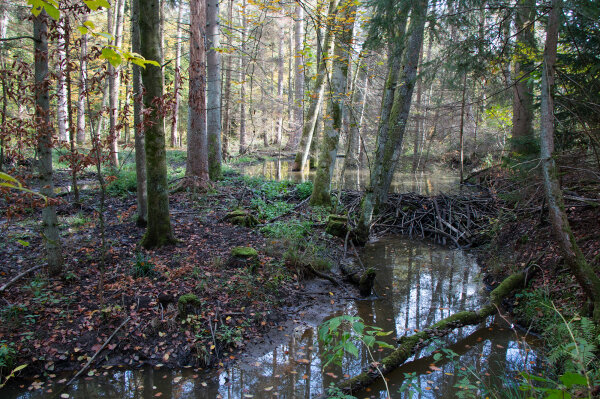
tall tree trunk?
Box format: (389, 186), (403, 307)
(221, 0), (233, 159)
(238, 0), (247, 154)
(411, 45), (424, 173)
(356, 0), (426, 242)
(292, 0), (337, 172)
(132, 0), (147, 227)
(110, 0), (125, 167)
(171, 0), (183, 148)
(540, 0), (600, 323)
(344, 57), (368, 170)
(0, 2), (8, 169)
(56, 12), (69, 143)
(76, 14), (88, 145)
(34, 10), (63, 275)
(310, 0), (353, 206)
(186, 0), (210, 184)
(459, 72), (467, 183)
(285, 4), (304, 151)
(207, 0), (222, 180)
(511, 0), (536, 154)
(139, 0), (175, 247)
(64, 16), (80, 203)
(275, 31), (284, 146)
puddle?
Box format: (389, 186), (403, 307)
(4, 237), (541, 398)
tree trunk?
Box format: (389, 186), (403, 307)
(310, 0), (353, 206)
(76, 14), (87, 145)
(239, 0), (247, 154)
(0, 2), (7, 169)
(221, 0), (233, 160)
(186, 0), (210, 185)
(292, 0), (337, 172)
(207, 0), (222, 180)
(132, 0), (147, 227)
(511, 0), (536, 155)
(108, 0), (125, 166)
(344, 57), (368, 170)
(170, 0), (183, 148)
(275, 31), (284, 146)
(540, 0), (600, 323)
(459, 72), (467, 183)
(34, 10), (63, 275)
(56, 12), (69, 143)
(355, 1), (426, 243)
(139, 0), (175, 248)
(285, 4), (304, 151)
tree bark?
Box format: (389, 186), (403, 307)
(139, 0), (175, 247)
(132, 0), (147, 227)
(221, 0), (233, 160)
(56, 12), (69, 143)
(310, 0), (353, 206)
(292, 0), (337, 172)
(186, 0), (210, 185)
(238, 0), (247, 154)
(170, 0), (183, 148)
(285, 4), (304, 151)
(540, 0), (600, 323)
(275, 30), (284, 146)
(76, 14), (87, 145)
(34, 10), (63, 275)
(207, 0), (222, 180)
(344, 57), (368, 170)
(511, 0), (536, 155)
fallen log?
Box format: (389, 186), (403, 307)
(0, 265), (42, 293)
(319, 268), (535, 397)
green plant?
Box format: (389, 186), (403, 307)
(251, 198), (293, 220)
(318, 315), (394, 396)
(260, 220), (311, 240)
(295, 181), (313, 200)
(0, 341), (16, 370)
(106, 167), (137, 197)
(132, 253), (158, 278)
(325, 383), (357, 399)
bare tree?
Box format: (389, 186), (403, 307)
(207, 0), (222, 179)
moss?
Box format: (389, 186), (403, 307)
(231, 247), (258, 258)
(178, 293), (201, 315)
(225, 209), (258, 227)
(325, 214), (348, 238)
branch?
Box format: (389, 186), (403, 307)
(0, 265), (42, 293)
(0, 36), (37, 42)
(65, 317), (131, 387)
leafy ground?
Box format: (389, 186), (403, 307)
(0, 152), (350, 390)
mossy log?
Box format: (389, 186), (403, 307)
(339, 261), (376, 297)
(224, 209), (258, 227)
(227, 246), (259, 272)
(321, 269), (534, 397)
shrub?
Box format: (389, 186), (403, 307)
(132, 253), (158, 278)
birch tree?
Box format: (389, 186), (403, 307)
(170, 0), (184, 148)
(56, 12), (69, 143)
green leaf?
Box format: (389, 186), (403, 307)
(101, 47), (122, 67)
(16, 240), (30, 247)
(78, 26), (89, 35)
(559, 372), (587, 388)
(433, 352), (442, 361)
(83, 0), (111, 11)
(43, 2), (60, 20)
(343, 341), (359, 358)
(0, 172), (21, 186)
(545, 390), (571, 399)
(363, 335), (375, 348)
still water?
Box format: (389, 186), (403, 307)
(6, 237), (541, 398)
(238, 159), (460, 196)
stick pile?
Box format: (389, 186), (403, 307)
(341, 190), (496, 248)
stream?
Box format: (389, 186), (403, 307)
(5, 163), (543, 398)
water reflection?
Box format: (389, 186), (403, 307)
(239, 160), (459, 195)
(5, 237), (540, 399)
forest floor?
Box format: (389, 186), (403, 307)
(472, 160), (600, 338)
(0, 152), (357, 390)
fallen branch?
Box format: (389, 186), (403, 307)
(0, 265), (42, 293)
(65, 316), (131, 387)
(308, 265), (341, 286)
(320, 268), (535, 397)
